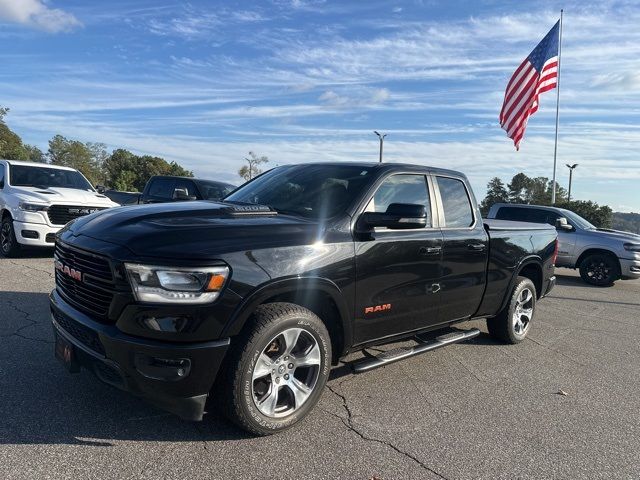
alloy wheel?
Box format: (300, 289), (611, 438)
(512, 287), (534, 336)
(1, 222), (11, 254)
(586, 259), (612, 284)
(251, 327), (321, 418)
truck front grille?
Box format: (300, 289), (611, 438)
(47, 205), (106, 226)
(54, 242), (115, 320)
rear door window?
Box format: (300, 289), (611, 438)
(496, 207), (550, 224)
(147, 178), (175, 199)
(0, 164), (5, 188)
(436, 177), (474, 228)
(174, 179), (198, 199)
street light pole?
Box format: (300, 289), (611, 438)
(566, 163), (578, 202)
(244, 157), (253, 180)
(373, 131), (387, 163)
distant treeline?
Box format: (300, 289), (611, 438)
(479, 173), (615, 229)
(0, 106), (192, 192)
(612, 212), (640, 234)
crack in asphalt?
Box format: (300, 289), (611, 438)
(324, 384), (449, 480)
(0, 299), (53, 345)
(526, 337), (587, 367)
(8, 260), (55, 278)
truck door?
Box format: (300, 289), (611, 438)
(434, 175), (488, 322)
(543, 210), (577, 266)
(353, 174), (443, 345)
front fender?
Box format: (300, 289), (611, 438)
(222, 276), (353, 353)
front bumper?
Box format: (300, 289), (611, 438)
(620, 258), (640, 279)
(13, 220), (58, 247)
(50, 289), (230, 421)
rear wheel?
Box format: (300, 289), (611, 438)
(487, 276), (536, 344)
(218, 302), (331, 435)
(0, 216), (21, 258)
(579, 253), (618, 286)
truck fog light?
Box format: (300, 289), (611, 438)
(134, 354), (191, 381)
(21, 230), (39, 239)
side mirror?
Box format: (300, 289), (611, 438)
(172, 188), (197, 201)
(556, 217), (574, 231)
(360, 203), (428, 230)
(95, 185), (106, 193)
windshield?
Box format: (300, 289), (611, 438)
(9, 165), (94, 191)
(198, 180), (236, 200)
(562, 209), (596, 230)
(224, 164), (375, 219)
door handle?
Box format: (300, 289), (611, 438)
(467, 243), (486, 251)
(419, 246), (442, 255)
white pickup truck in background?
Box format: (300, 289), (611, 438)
(0, 160), (118, 257)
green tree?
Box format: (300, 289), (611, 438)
(480, 177), (509, 216)
(0, 107), (30, 161)
(103, 149), (193, 191)
(239, 151), (269, 181)
(24, 144), (45, 162)
(103, 148), (138, 189)
(48, 134), (104, 185)
(557, 200), (613, 228)
(507, 173), (531, 203)
(0, 123), (29, 160)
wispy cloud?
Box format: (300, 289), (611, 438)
(0, 0), (81, 32)
(2, 0), (640, 210)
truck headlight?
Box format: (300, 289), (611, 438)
(124, 264), (229, 304)
(19, 202), (49, 212)
(624, 243), (640, 252)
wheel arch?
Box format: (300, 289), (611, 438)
(517, 260), (543, 299)
(495, 257), (543, 316)
(575, 248), (621, 276)
(222, 277), (352, 363)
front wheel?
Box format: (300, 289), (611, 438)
(218, 302), (332, 435)
(0, 217), (21, 258)
(487, 276), (536, 344)
(579, 253), (619, 287)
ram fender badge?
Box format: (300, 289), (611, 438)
(364, 303), (392, 314)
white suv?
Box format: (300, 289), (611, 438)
(0, 160), (118, 257)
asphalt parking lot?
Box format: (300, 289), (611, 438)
(0, 255), (639, 480)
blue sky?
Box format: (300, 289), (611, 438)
(1, 0), (639, 212)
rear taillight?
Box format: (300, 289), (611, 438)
(552, 239), (559, 265)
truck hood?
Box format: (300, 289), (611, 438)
(11, 186), (117, 206)
(63, 201), (326, 258)
(584, 228), (640, 243)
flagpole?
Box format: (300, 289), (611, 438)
(551, 9), (563, 204)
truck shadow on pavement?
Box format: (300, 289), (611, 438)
(0, 291), (254, 445)
(555, 274), (597, 288)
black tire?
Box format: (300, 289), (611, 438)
(487, 276), (536, 344)
(0, 216), (21, 258)
(579, 253), (619, 287)
(218, 302), (332, 436)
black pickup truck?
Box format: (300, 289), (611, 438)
(50, 163), (557, 435)
(101, 175), (236, 205)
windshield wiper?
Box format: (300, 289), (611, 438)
(273, 207), (307, 217)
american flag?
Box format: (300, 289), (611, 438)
(500, 21), (560, 150)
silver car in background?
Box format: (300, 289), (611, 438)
(487, 203), (640, 286)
